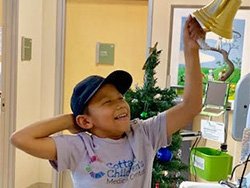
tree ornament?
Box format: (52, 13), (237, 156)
(155, 182), (160, 188)
(156, 147), (173, 162)
(162, 170), (168, 176)
(177, 149), (182, 159)
(175, 172), (181, 178)
(140, 111), (148, 118)
(131, 99), (138, 103)
(154, 94), (162, 99)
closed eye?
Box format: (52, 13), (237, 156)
(119, 96), (124, 100)
(103, 100), (111, 104)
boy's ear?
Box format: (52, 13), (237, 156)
(76, 115), (93, 130)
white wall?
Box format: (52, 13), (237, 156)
(15, 0), (56, 187)
(39, 0), (57, 184)
(16, 0), (43, 186)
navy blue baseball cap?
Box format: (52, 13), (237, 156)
(70, 70), (133, 116)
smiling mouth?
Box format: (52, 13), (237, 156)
(114, 113), (128, 120)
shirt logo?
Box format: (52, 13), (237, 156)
(84, 156), (145, 183)
(106, 159), (145, 184)
(84, 155), (105, 179)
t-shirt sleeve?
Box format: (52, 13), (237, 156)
(138, 111), (170, 150)
(49, 134), (87, 172)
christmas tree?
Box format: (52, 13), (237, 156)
(125, 43), (188, 188)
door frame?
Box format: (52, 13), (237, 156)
(53, 0), (66, 187)
(0, 0), (19, 188)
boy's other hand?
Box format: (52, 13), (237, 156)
(67, 114), (85, 134)
(68, 124), (85, 134)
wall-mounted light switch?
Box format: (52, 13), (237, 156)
(21, 37), (32, 61)
(96, 42), (115, 65)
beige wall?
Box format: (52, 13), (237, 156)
(16, 0), (43, 186)
(152, 0), (250, 181)
(39, 0), (57, 183)
(0, 0), (1, 28)
(0, 0), (1, 65)
(64, 0), (148, 113)
(15, 0), (56, 187)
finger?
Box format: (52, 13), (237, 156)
(190, 32), (196, 39)
(190, 28), (205, 38)
(188, 24), (205, 39)
(190, 32), (205, 41)
(188, 17), (199, 28)
(188, 21), (202, 31)
(184, 15), (192, 31)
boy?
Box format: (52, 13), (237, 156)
(11, 16), (204, 188)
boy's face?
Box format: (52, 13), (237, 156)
(86, 84), (131, 139)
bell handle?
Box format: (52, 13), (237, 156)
(197, 38), (211, 50)
(196, 27), (211, 50)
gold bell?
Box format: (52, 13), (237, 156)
(193, 0), (242, 39)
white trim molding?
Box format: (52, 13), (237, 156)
(53, 0), (66, 188)
(146, 0), (154, 56)
(0, 0), (19, 188)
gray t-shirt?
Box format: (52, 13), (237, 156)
(50, 112), (169, 188)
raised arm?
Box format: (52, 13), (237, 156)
(166, 16), (203, 137)
(10, 114), (77, 160)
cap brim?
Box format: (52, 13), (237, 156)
(104, 70), (133, 95)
